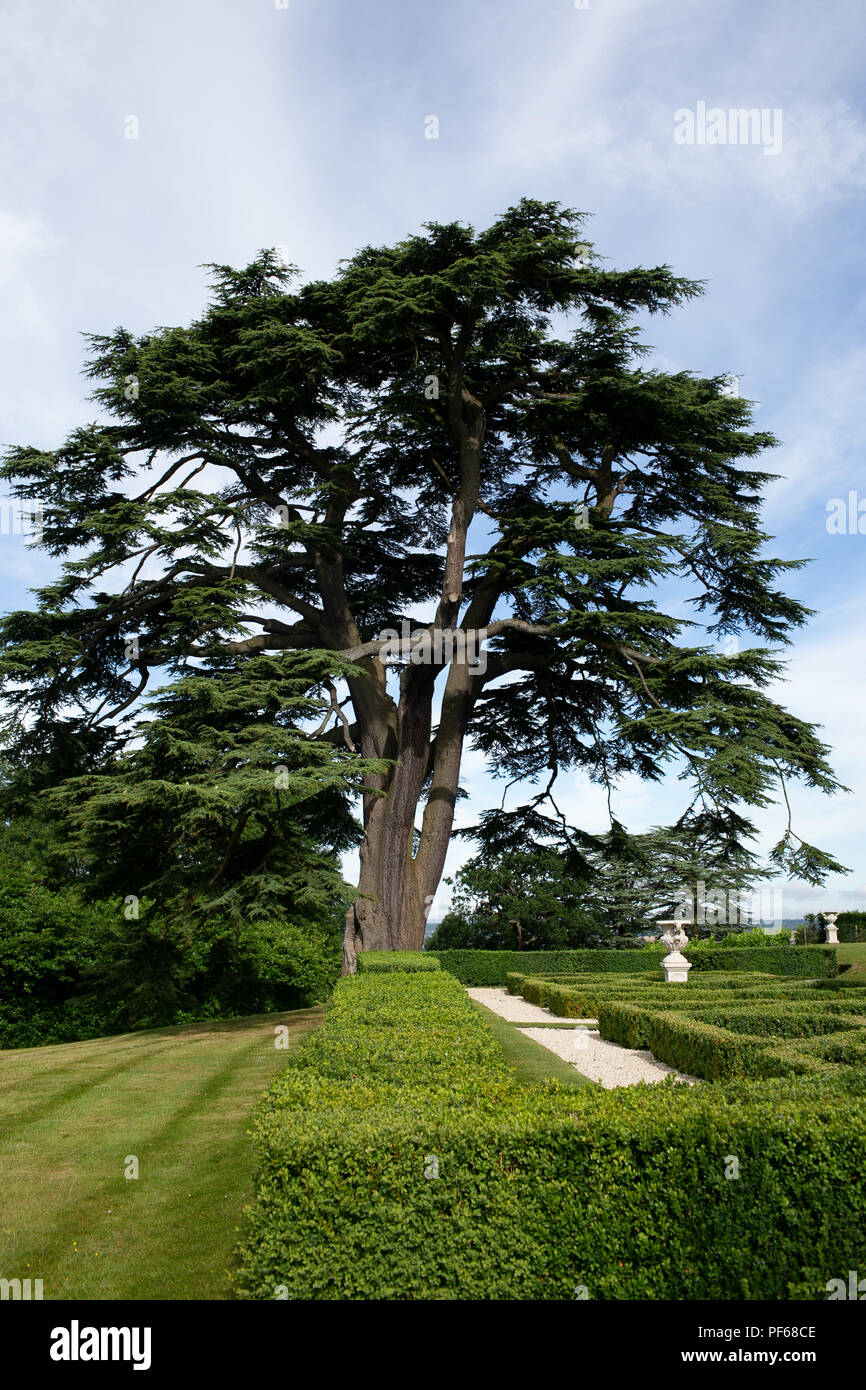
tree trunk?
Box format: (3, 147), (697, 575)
(341, 661), (438, 973)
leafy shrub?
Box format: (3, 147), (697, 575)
(0, 856), (113, 1008)
(687, 928), (783, 949)
(837, 910), (866, 943)
(198, 919), (341, 1015)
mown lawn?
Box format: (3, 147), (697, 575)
(0, 1008), (322, 1300)
(837, 942), (866, 979)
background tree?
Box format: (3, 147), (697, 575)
(434, 805), (767, 947)
(0, 199), (847, 972)
(584, 808), (766, 935)
(427, 847), (606, 950)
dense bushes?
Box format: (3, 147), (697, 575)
(0, 888), (341, 1049)
(357, 951), (441, 972)
(234, 969), (866, 1300)
(0, 857), (117, 1046)
(429, 945), (835, 985)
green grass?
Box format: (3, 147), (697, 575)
(838, 943), (866, 979)
(0, 1007), (323, 1300)
(470, 1000), (590, 1089)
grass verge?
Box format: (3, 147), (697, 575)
(469, 1000), (590, 1088)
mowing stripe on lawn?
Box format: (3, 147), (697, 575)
(0, 1007), (322, 1300)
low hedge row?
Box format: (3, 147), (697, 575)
(595, 1003), (840, 1080)
(511, 970), (788, 993)
(688, 946), (836, 977)
(428, 948), (663, 984)
(430, 945), (835, 985)
(513, 973), (819, 1020)
(595, 999), (866, 1081)
(234, 970), (866, 1299)
(357, 950), (441, 972)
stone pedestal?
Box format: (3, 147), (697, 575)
(823, 912), (840, 945)
(661, 949), (692, 984)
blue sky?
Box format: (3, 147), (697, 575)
(1, 0), (864, 919)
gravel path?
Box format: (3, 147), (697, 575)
(467, 986), (596, 1024)
(468, 986), (696, 1089)
(519, 1026), (697, 1089)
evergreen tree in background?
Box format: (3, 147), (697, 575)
(0, 199), (847, 971)
(432, 806), (767, 948)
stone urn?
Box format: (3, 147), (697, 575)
(654, 919), (692, 983)
(823, 912), (840, 945)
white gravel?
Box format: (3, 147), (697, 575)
(467, 986), (596, 1025)
(468, 986), (697, 1089)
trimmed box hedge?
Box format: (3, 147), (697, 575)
(357, 950), (441, 972)
(687, 946), (836, 977)
(428, 945), (835, 985)
(514, 973), (818, 1021)
(595, 997), (866, 1081)
(428, 948), (663, 984)
(234, 970), (866, 1300)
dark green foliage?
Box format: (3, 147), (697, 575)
(426, 848), (606, 950)
(0, 846), (116, 1046)
(0, 889), (340, 1049)
(234, 970), (866, 1300)
(10, 652), (385, 932)
(357, 951), (441, 972)
(0, 850), (111, 1006)
(835, 911), (866, 943)
(449, 810), (777, 940)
